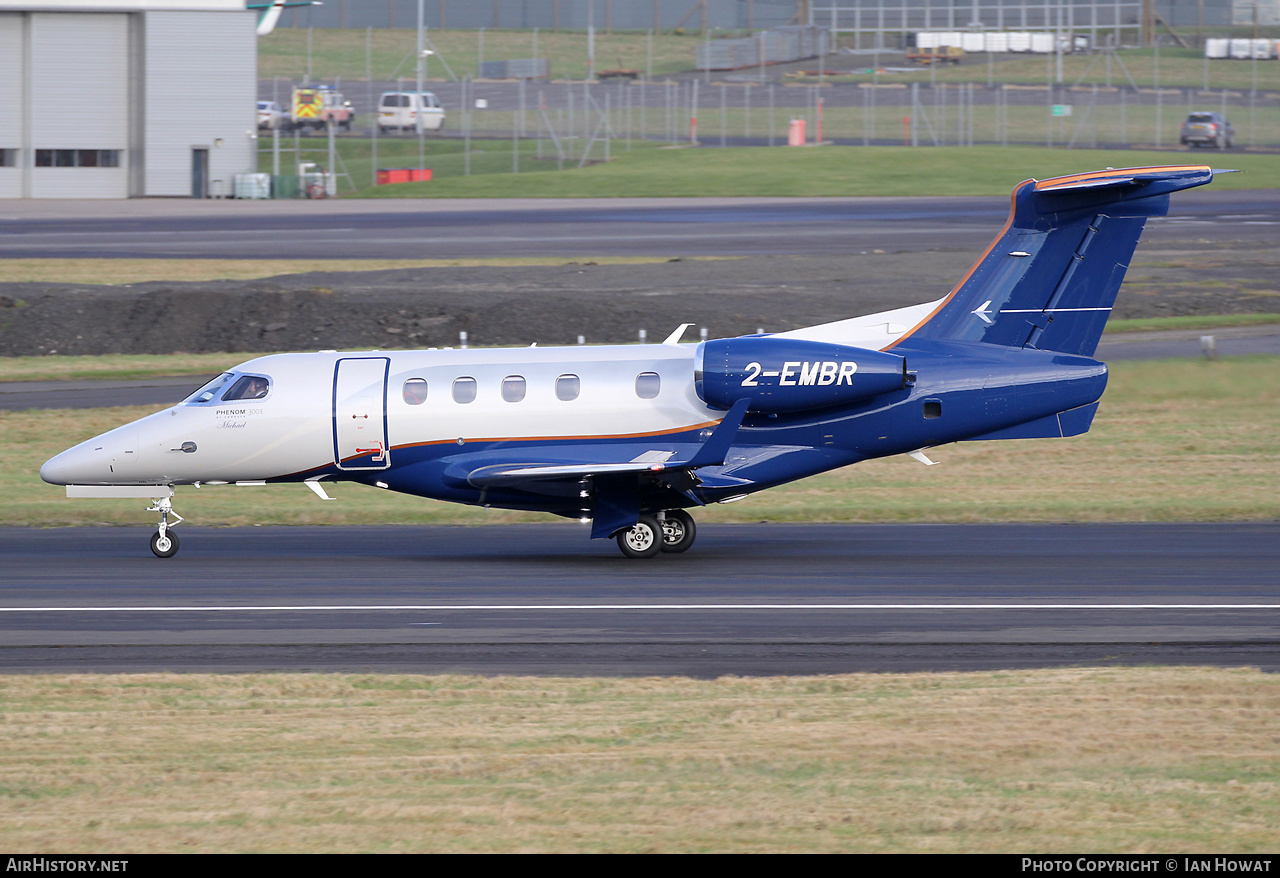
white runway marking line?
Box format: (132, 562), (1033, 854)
(3, 604), (1280, 613)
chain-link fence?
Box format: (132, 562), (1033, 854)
(256, 75), (1279, 193)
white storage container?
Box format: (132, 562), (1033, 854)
(233, 172), (270, 200)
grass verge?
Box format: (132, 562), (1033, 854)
(0, 255), (697, 286)
(344, 144), (1280, 198)
(258, 28), (1280, 92)
(0, 668), (1276, 852)
(7, 355), (1279, 527)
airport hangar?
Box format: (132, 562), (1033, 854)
(0, 0), (257, 199)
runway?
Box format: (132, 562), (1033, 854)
(3, 523), (1278, 675)
(1, 189), (1276, 260)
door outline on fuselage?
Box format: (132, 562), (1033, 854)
(332, 357), (391, 471)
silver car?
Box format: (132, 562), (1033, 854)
(1181, 112), (1234, 149)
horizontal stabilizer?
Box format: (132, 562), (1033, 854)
(963, 402), (1100, 442)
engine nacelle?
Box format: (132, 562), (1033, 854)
(695, 337), (909, 413)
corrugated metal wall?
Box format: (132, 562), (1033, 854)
(144, 11), (257, 197)
(0, 7), (256, 199)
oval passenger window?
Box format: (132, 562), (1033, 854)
(402, 378), (428, 405)
(556, 374), (580, 401)
(452, 377), (477, 404)
(502, 376), (526, 403)
(635, 372), (661, 399)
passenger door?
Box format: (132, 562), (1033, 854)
(333, 357), (391, 471)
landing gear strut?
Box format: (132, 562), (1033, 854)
(146, 495), (183, 558)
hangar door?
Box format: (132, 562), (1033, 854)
(28, 12), (130, 199)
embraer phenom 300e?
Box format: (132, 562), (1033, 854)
(42, 165), (1221, 558)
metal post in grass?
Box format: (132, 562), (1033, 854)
(768, 84), (775, 146)
(721, 83), (726, 147)
(519, 78), (526, 138)
(367, 26), (376, 189)
(1154, 37), (1161, 149)
(691, 79), (699, 144)
(862, 84), (869, 146)
(911, 82), (918, 147)
(416, 0), (425, 176)
(464, 77), (471, 177)
(1249, 80), (1256, 148)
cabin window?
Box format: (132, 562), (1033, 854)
(502, 376), (526, 403)
(402, 378), (428, 405)
(923, 399), (942, 420)
(556, 374), (580, 401)
(635, 372), (661, 400)
(222, 374), (271, 401)
(452, 377), (477, 404)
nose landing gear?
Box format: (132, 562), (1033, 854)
(146, 495), (184, 558)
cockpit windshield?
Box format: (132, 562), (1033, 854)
(185, 373), (234, 404)
(183, 372), (271, 404)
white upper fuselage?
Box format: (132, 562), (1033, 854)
(41, 343), (726, 487)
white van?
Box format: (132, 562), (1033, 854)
(378, 92), (446, 133)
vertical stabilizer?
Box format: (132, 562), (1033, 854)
(897, 166), (1218, 357)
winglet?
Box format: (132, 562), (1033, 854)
(683, 398), (750, 469)
(663, 324), (694, 345)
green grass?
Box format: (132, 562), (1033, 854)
(3, 668), (1278, 852)
(1106, 312), (1280, 333)
(257, 27), (1280, 93)
(330, 143), (1280, 198)
(259, 27), (705, 83)
(9, 355), (1280, 528)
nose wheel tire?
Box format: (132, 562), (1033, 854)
(616, 515), (662, 559)
(660, 510), (697, 554)
(150, 530), (179, 558)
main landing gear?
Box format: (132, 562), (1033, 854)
(146, 495), (183, 558)
(615, 510), (697, 559)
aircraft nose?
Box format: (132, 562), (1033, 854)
(40, 442), (113, 486)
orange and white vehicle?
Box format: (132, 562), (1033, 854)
(291, 85), (354, 131)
